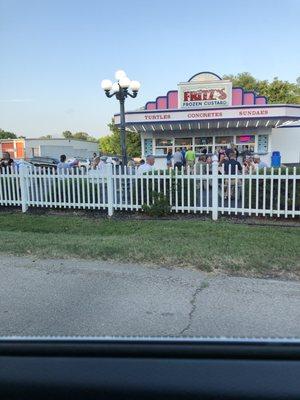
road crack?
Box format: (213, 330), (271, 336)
(179, 281), (209, 336)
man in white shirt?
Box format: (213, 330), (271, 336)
(253, 155), (268, 169)
(57, 154), (78, 174)
(96, 158), (107, 172)
(137, 155), (155, 176)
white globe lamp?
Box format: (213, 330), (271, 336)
(115, 70), (127, 81)
(130, 80), (141, 92)
(101, 79), (112, 91)
(119, 76), (131, 89)
(111, 82), (120, 93)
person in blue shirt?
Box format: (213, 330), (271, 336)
(166, 149), (173, 169)
(181, 147), (187, 168)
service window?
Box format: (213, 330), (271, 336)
(236, 134), (256, 153)
(174, 138), (193, 148)
(155, 139), (173, 146)
(195, 137), (213, 153)
(215, 136), (234, 144)
(155, 138), (173, 155)
(215, 136), (234, 152)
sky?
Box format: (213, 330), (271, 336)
(0, 0), (300, 138)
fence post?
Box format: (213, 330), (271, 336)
(19, 165), (28, 213)
(212, 156), (219, 221)
(106, 163), (114, 217)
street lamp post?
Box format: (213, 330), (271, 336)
(101, 70), (141, 167)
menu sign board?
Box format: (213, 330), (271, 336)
(178, 81), (232, 109)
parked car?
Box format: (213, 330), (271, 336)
(12, 159), (34, 171)
(27, 156), (59, 169)
(75, 158), (91, 169)
(106, 156), (121, 166)
(65, 158), (89, 172)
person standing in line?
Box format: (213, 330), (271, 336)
(181, 147), (187, 169)
(223, 150), (242, 199)
(253, 155), (268, 170)
(224, 150), (242, 175)
(96, 157), (107, 173)
(137, 155), (155, 175)
(57, 154), (78, 174)
(242, 145), (252, 157)
(218, 149), (226, 162)
(127, 158), (136, 167)
(226, 143), (239, 160)
(0, 151), (14, 170)
(218, 152), (229, 174)
(92, 156), (101, 169)
(185, 146), (196, 171)
(173, 148), (183, 170)
(243, 156), (255, 174)
(166, 149), (173, 169)
(194, 155), (207, 189)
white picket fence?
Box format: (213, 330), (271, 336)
(0, 162), (299, 219)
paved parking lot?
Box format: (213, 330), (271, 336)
(1, 255), (300, 338)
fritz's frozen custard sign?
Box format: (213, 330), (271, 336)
(178, 72), (232, 109)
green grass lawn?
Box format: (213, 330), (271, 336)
(0, 212), (299, 278)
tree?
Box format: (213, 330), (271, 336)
(61, 130), (97, 142)
(223, 72), (260, 92)
(62, 130), (73, 139)
(72, 132), (89, 141)
(261, 78), (299, 104)
(39, 134), (52, 139)
(296, 77), (300, 101)
(99, 120), (141, 158)
(223, 72), (300, 104)
(0, 129), (17, 139)
(62, 130), (97, 142)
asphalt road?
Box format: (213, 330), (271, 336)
(1, 255), (300, 338)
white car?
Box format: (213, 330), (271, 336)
(67, 158), (91, 169)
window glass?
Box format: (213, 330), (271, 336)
(174, 138), (193, 146)
(195, 137), (213, 145)
(215, 136), (234, 144)
(155, 148), (168, 155)
(155, 139), (173, 146)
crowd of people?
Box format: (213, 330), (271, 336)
(162, 145), (269, 175)
(1, 147), (270, 177)
(0, 148), (279, 204)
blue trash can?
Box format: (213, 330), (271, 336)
(271, 151), (281, 168)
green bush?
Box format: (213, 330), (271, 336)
(142, 191), (172, 216)
(133, 170), (200, 208)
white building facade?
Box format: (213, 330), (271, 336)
(0, 138), (99, 160)
(114, 71), (300, 168)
